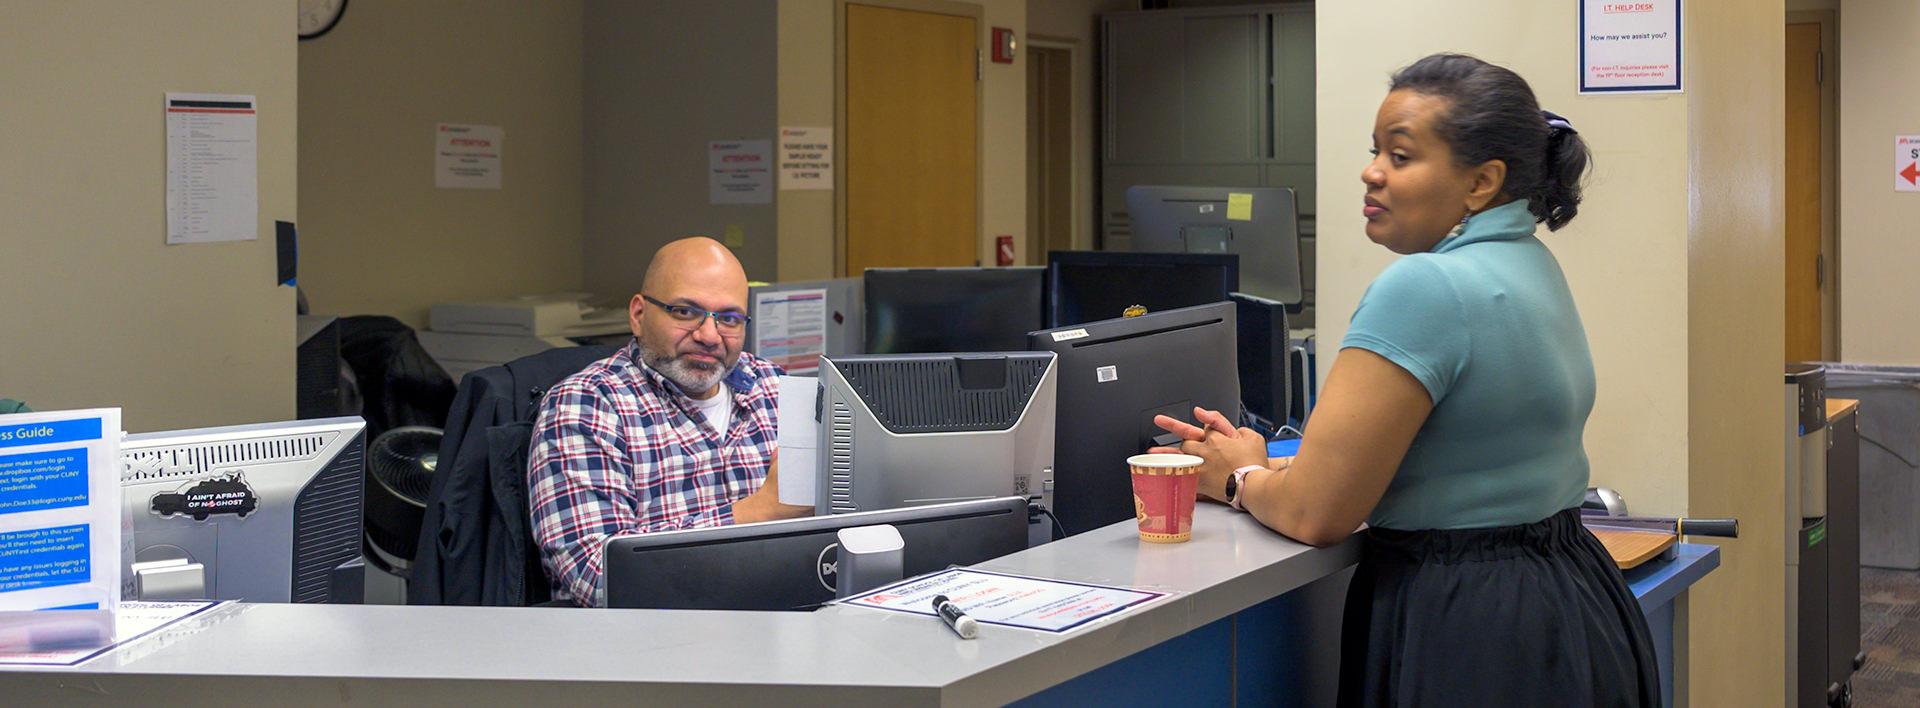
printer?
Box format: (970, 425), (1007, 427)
(418, 293), (631, 380)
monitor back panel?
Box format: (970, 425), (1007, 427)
(1031, 303), (1239, 535)
(815, 353), (1057, 516)
(604, 497), (1029, 610)
(863, 267), (1046, 353)
(1125, 186), (1303, 306)
(120, 419), (365, 603)
(1045, 251), (1237, 328)
(1233, 293), (1291, 431)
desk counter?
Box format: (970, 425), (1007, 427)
(2, 505), (1359, 708)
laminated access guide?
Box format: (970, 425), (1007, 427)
(842, 568), (1166, 634)
(0, 409), (122, 650)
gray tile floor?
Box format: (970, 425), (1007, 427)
(1856, 567), (1920, 707)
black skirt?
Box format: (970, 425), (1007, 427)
(1337, 507), (1662, 708)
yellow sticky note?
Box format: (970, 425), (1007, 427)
(724, 224), (745, 247)
(1226, 193), (1253, 221)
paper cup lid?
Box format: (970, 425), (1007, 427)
(1127, 453), (1202, 468)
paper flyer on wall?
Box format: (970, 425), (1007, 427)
(841, 568), (1167, 634)
(0, 409), (123, 652)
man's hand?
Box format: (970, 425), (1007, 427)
(734, 450), (814, 524)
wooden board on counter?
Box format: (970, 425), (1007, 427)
(1589, 528), (1677, 569)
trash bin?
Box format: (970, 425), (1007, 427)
(1823, 363), (1920, 570)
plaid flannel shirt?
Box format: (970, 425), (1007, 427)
(526, 341), (782, 606)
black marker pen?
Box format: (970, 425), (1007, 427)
(930, 594), (978, 640)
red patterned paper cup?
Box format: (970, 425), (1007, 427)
(1126, 453), (1201, 543)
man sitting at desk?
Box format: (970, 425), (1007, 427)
(528, 237), (812, 606)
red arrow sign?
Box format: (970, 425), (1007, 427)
(1902, 162), (1920, 185)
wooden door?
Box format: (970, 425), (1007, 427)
(1784, 22), (1824, 362)
(845, 4), (978, 274)
(1027, 44), (1073, 264)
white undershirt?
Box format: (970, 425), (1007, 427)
(689, 381), (734, 434)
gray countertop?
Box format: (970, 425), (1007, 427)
(1, 505), (1359, 708)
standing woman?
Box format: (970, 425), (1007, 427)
(1155, 53), (1660, 706)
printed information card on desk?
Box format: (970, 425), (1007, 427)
(843, 568), (1166, 634)
(0, 601), (223, 667)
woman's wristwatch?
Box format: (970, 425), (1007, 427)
(1224, 465), (1264, 511)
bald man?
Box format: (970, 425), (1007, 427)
(527, 237), (812, 606)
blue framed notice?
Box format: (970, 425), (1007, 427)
(0, 409), (122, 621)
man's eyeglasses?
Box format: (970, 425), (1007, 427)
(642, 295), (751, 333)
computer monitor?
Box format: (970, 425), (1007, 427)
(1045, 251), (1238, 327)
(1232, 292), (1291, 433)
(603, 496), (1029, 610)
(120, 417), (366, 603)
(745, 277), (864, 375)
(1029, 302), (1240, 536)
(863, 267), (1046, 354)
(815, 352), (1056, 516)
(1125, 185), (1304, 308)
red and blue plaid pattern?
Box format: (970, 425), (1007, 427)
(527, 341), (781, 606)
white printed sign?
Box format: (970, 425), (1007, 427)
(1896, 136), (1920, 192)
(435, 123), (503, 189)
(1579, 0), (1682, 94)
(166, 93), (258, 244)
(778, 127), (834, 190)
(710, 139), (773, 204)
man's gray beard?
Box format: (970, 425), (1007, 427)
(641, 344), (733, 394)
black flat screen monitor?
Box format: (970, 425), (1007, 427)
(1028, 302), (1240, 536)
(864, 267), (1046, 354)
(1232, 293), (1291, 432)
(1125, 185), (1303, 308)
(1046, 251), (1237, 328)
(602, 496), (1029, 611)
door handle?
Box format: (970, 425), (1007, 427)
(1816, 253), (1825, 288)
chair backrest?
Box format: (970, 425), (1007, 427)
(409, 344), (620, 605)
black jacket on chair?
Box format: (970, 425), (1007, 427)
(408, 344), (621, 606)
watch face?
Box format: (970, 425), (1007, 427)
(298, 0), (348, 39)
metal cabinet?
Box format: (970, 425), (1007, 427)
(1100, 4), (1316, 325)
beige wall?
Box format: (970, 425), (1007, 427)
(777, 0), (839, 282)
(1317, 2), (1786, 706)
(1029, 0), (1135, 252)
(583, 1), (778, 296)
(299, 0), (586, 327)
(1838, 2), (1920, 364)
(0, 0), (296, 432)
(1685, 3), (1788, 707)
(776, 0), (1031, 279)
(1315, 3), (1691, 514)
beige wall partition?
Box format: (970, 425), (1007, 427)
(299, 0), (586, 328)
(776, 0), (1030, 280)
(1316, 2), (1786, 706)
(777, 0), (839, 282)
(583, 1), (779, 296)
(1315, 4), (1692, 515)
(1685, 4), (1789, 707)
(1029, 0), (1136, 253)
(0, 0), (297, 432)
(1839, 2), (1920, 364)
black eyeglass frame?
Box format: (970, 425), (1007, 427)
(641, 294), (752, 332)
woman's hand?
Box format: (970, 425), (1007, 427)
(1151, 407), (1270, 501)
